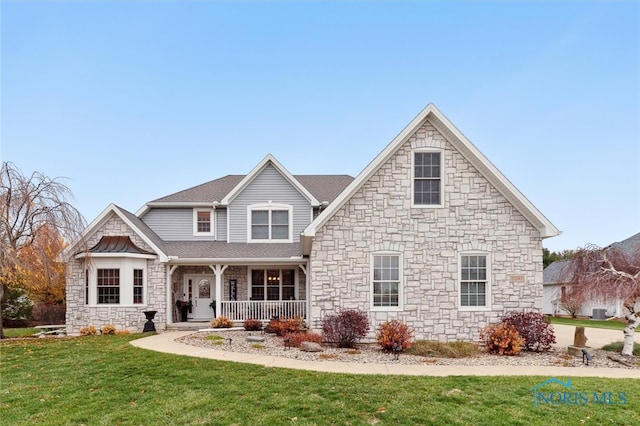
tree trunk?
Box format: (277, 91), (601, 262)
(621, 303), (639, 356)
(0, 283), (5, 339)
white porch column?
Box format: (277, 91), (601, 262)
(166, 265), (178, 325)
(209, 264), (228, 318)
(299, 262), (310, 323)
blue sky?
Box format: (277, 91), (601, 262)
(1, 1), (638, 252)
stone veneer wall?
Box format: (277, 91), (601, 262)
(309, 121), (543, 342)
(66, 213), (167, 334)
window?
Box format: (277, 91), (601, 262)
(413, 151), (442, 206)
(193, 209), (214, 236)
(251, 269), (296, 300)
(133, 269), (143, 304)
(97, 269), (120, 304)
(460, 254), (488, 308)
(85, 258), (147, 306)
(372, 254), (401, 309)
(248, 204), (292, 241)
(85, 269), (89, 305)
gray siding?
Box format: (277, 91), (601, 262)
(216, 208), (228, 241)
(142, 208), (225, 241)
(228, 164), (313, 243)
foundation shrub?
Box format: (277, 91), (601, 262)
(211, 316), (233, 328)
(480, 322), (524, 356)
(501, 311), (556, 352)
(322, 309), (370, 348)
(79, 325), (98, 336)
(243, 318), (262, 331)
(101, 324), (116, 335)
(283, 331), (323, 348)
(376, 319), (414, 352)
(270, 316), (304, 336)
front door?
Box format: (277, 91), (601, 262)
(184, 275), (215, 320)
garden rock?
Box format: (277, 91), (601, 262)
(300, 342), (323, 352)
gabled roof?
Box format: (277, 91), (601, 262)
(221, 154), (320, 206)
(136, 156), (354, 217)
(543, 259), (572, 285)
(302, 103), (560, 251)
(63, 203), (168, 262)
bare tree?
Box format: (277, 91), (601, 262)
(565, 240), (640, 356)
(0, 162), (86, 338)
(558, 288), (585, 318)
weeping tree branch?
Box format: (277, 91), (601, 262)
(562, 239), (640, 356)
(0, 162), (86, 338)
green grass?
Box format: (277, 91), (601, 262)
(549, 316), (627, 331)
(3, 327), (38, 338)
(1, 334), (639, 425)
(602, 341), (640, 356)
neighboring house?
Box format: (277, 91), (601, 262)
(64, 103), (560, 341)
(543, 232), (640, 318)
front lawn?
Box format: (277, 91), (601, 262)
(549, 316), (627, 331)
(1, 334), (639, 425)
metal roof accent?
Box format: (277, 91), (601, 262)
(89, 236), (155, 255)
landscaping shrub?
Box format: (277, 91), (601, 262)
(322, 309), (370, 348)
(501, 311), (556, 352)
(101, 324), (116, 335)
(79, 325), (98, 336)
(283, 331), (323, 348)
(211, 316), (234, 328)
(376, 319), (413, 351)
(480, 322), (524, 356)
(243, 318), (262, 331)
(275, 317), (304, 336)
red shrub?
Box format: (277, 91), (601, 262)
(267, 317), (304, 336)
(283, 331), (323, 348)
(501, 311), (556, 352)
(322, 309), (370, 348)
(243, 318), (262, 331)
(376, 319), (413, 351)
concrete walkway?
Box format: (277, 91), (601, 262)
(130, 324), (639, 378)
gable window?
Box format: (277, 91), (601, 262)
(97, 268), (120, 304)
(460, 254), (489, 309)
(371, 253), (402, 310)
(413, 151), (442, 206)
(248, 204), (292, 242)
(193, 209), (214, 236)
(251, 269), (296, 300)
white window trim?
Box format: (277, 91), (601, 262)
(458, 251), (491, 311)
(193, 208), (215, 237)
(247, 203), (293, 243)
(411, 148), (444, 208)
(370, 252), (403, 312)
(86, 258), (147, 307)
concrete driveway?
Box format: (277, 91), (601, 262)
(552, 323), (639, 348)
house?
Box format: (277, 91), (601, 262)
(543, 232), (640, 318)
(64, 103), (560, 341)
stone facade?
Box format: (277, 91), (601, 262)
(308, 121), (543, 342)
(65, 213), (167, 334)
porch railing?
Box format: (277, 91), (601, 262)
(220, 300), (307, 322)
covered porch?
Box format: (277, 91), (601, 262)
(167, 261), (309, 324)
